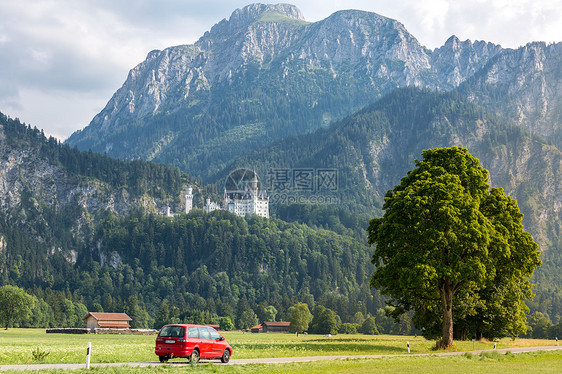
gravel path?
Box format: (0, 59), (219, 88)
(1, 346), (561, 371)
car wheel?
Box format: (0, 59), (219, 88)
(221, 349), (231, 363)
(189, 349), (200, 364)
(159, 356), (168, 363)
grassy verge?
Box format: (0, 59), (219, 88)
(1, 351), (562, 373)
(0, 329), (558, 365)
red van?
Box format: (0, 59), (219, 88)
(155, 324), (233, 363)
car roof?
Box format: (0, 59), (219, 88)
(162, 324), (216, 328)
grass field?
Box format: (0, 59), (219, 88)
(0, 328), (560, 367)
(1, 351), (562, 373)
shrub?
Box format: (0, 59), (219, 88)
(340, 323), (359, 334)
(359, 316), (379, 335)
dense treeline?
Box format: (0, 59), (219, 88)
(4, 204), (558, 338)
(0, 208), (403, 332)
(0, 215), (77, 290)
(78, 210), (383, 325)
(0, 112), (182, 198)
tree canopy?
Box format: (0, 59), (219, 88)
(368, 147), (541, 348)
(289, 302), (312, 333)
(309, 305), (341, 335)
(0, 285), (35, 329)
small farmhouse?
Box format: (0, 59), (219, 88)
(84, 312), (132, 330)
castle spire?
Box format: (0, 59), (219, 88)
(185, 185), (193, 214)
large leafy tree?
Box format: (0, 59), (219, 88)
(0, 285), (35, 329)
(289, 302), (312, 333)
(368, 147), (541, 348)
(309, 305), (341, 335)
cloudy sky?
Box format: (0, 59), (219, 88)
(1, 0), (560, 140)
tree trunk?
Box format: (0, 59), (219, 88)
(439, 278), (454, 349)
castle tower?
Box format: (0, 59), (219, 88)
(185, 185), (193, 214)
(249, 172), (259, 195)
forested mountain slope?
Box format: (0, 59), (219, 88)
(0, 112), (182, 286)
(218, 88), (561, 319)
(0, 112), (382, 327)
(223, 88), (560, 252)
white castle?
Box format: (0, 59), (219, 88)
(182, 172), (269, 219)
(204, 172), (269, 218)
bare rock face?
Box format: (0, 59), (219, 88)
(65, 4), (440, 157)
(67, 4), (561, 171)
(460, 42), (562, 144)
(431, 35), (503, 89)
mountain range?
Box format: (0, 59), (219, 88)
(66, 4), (561, 178)
(64, 3), (561, 256)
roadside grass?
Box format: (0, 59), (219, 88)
(222, 331), (557, 359)
(0, 328), (559, 365)
(1, 351), (561, 373)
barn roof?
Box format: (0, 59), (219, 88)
(83, 312), (132, 321)
(262, 321), (290, 327)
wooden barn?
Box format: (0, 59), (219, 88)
(251, 321), (291, 333)
(262, 321), (290, 333)
(84, 312), (132, 330)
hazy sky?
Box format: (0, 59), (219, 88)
(1, 0), (560, 140)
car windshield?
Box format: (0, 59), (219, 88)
(159, 326), (185, 338)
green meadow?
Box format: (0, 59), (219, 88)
(0, 328), (560, 369)
(1, 352), (562, 373)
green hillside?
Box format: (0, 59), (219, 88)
(0, 112), (388, 331)
(213, 88), (562, 322)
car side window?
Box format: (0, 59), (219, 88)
(188, 327), (199, 338)
(209, 328), (221, 340)
(199, 327), (211, 340)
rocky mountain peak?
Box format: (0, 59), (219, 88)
(66, 4), (561, 178)
(431, 35), (502, 89)
(316, 8), (408, 37)
(237, 3), (305, 22)
(199, 3), (305, 42)
(443, 35), (462, 49)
